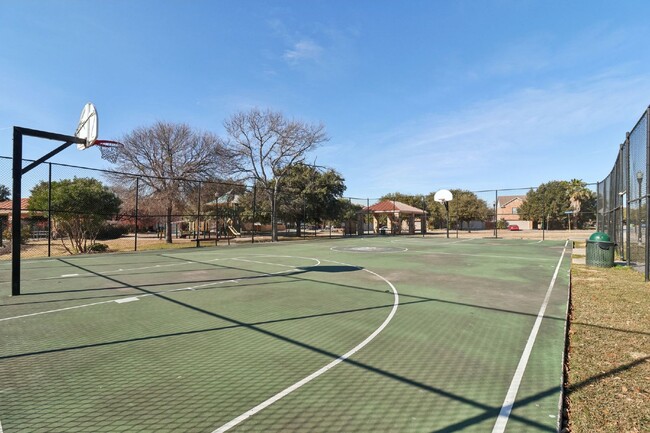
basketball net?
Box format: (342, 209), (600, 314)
(91, 139), (122, 148)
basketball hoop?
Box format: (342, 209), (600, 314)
(434, 189), (453, 205)
(74, 103), (122, 149)
(434, 189), (453, 239)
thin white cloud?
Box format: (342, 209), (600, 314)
(331, 72), (650, 197)
(283, 39), (323, 64)
(483, 23), (638, 79)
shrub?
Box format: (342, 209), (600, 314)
(88, 243), (109, 253)
(3, 227), (31, 244)
(96, 224), (129, 240)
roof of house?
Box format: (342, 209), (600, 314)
(361, 200), (425, 214)
(204, 190), (241, 206)
(497, 195), (525, 208)
(0, 198), (29, 211)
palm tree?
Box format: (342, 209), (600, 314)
(567, 179), (593, 228)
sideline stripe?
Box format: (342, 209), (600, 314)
(419, 250), (557, 261)
(0, 299), (118, 322)
(212, 261), (399, 433)
(0, 256), (319, 322)
(491, 239), (568, 433)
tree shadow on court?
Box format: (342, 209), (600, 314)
(8, 256), (648, 342)
(297, 265), (360, 273)
(3, 259), (545, 430)
(4, 257), (648, 432)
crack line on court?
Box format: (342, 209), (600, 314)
(212, 259), (399, 433)
(491, 239), (568, 433)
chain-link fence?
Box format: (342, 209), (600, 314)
(597, 107), (650, 280)
(0, 157), (267, 260)
(1, 155), (599, 265)
(0, 156), (599, 261)
(1, 157), (367, 263)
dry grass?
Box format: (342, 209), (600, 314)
(566, 264), (650, 433)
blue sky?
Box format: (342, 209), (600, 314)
(2, 0), (650, 198)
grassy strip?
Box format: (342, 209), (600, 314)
(566, 264), (649, 432)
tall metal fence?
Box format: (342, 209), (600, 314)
(597, 107), (650, 280)
(0, 152), (598, 265)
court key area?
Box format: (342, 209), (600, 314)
(0, 236), (571, 432)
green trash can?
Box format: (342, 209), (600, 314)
(585, 232), (615, 268)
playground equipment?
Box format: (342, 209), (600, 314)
(227, 223), (240, 237)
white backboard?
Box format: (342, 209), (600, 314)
(75, 102), (98, 150)
(434, 189), (453, 203)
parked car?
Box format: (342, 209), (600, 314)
(508, 225), (520, 231)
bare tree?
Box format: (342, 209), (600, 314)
(100, 121), (228, 243)
(223, 108), (328, 241)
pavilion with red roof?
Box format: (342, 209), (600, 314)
(358, 200), (426, 235)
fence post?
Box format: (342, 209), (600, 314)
(47, 162), (52, 257)
(541, 191), (545, 240)
(252, 185), (256, 244)
(196, 181), (201, 248)
(134, 177), (139, 252)
(422, 196), (426, 238)
(367, 198), (371, 235)
(494, 190), (498, 238)
(617, 144), (624, 260)
(626, 133), (631, 266)
(645, 108), (650, 281)
(596, 181), (600, 232)
(11, 128), (23, 296)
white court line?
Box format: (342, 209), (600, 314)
(0, 275), (240, 322)
(416, 250), (557, 261)
(491, 239), (568, 433)
(231, 258), (298, 268)
(0, 299), (119, 322)
(329, 246), (408, 253)
(447, 238), (476, 244)
(212, 259), (398, 433)
(7, 255), (235, 285)
(2, 262), (193, 285)
(0, 256), (318, 322)
(114, 297), (139, 304)
(0, 259), (59, 267)
(389, 237), (474, 245)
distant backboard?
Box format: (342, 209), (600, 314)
(75, 102), (98, 150)
(434, 189), (453, 203)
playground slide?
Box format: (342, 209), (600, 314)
(227, 225), (240, 236)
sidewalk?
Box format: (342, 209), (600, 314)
(572, 246), (586, 265)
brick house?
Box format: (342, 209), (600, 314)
(496, 195), (532, 229)
(0, 198), (32, 230)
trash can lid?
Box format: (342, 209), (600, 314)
(589, 232), (611, 242)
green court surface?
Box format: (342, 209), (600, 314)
(0, 236), (571, 432)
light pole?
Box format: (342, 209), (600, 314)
(637, 171), (643, 243)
